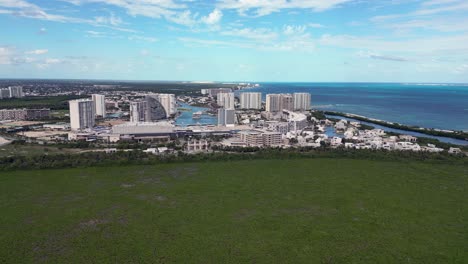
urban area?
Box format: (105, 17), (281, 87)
(0, 83), (464, 156)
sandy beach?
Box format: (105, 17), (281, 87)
(0, 136), (11, 146)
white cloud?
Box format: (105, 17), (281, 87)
(221, 28), (278, 41)
(202, 8), (222, 25)
(25, 49), (48, 55)
(283, 25), (306, 35)
(217, 0), (354, 16)
(128, 35), (158, 42)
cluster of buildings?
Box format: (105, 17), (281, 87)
(0, 86), (24, 99)
(69, 93), (177, 131)
(130, 94), (177, 123)
(0, 108), (50, 121)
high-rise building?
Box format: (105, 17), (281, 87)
(293, 93), (311, 111)
(69, 99), (95, 131)
(240, 92), (262, 109)
(266, 94), (293, 112)
(217, 92), (235, 109)
(0, 88), (10, 99)
(152, 94), (176, 116)
(218, 108), (236, 127)
(145, 95), (167, 121)
(208, 88), (232, 97)
(92, 94), (106, 118)
(130, 101), (147, 122)
(8, 86), (23, 98)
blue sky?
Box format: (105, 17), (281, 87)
(1, 0), (468, 82)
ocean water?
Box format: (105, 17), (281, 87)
(241, 83), (468, 131)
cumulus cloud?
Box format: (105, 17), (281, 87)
(202, 8), (222, 25)
(25, 49), (48, 55)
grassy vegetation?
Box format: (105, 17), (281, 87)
(0, 144), (83, 157)
(0, 96), (83, 110)
(1, 158), (467, 263)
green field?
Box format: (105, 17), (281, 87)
(1, 158), (467, 263)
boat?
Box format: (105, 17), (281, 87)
(192, 111), (202, 119)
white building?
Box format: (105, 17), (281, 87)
(92, 94), (106, 118)
(293, 93), (311, 111)
(218, 108), (236, 127)
(240, 92), (262, 109)
(152, 93), (176, 115)
(0, 86), (23, 99)
(266, 94), (293, 112)
(69, 99), (95, 131)
(217, 92), (235, 109)
(130, 101), (147, 122)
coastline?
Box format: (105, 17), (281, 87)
(323, 111), (468, 144)
(0, 136), (11, 147)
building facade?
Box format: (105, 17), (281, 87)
(69, 99), (95, 131)
(217, 108), (236, 127)
(152, 93), (176, 116)
(92, 94), (106, 118)
(145, 95), (167, 121)
(240, 92), (262, 109)
(0, 86), (24, 99)
(238, 130), (282, 147)
(266, 94), (294, 112)
(217, 92), (235, 109)
(0, 108), (50, 121)
(293, 93), (311, 111)
(130, 101), (147, 122)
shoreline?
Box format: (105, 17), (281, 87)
(323, 111), (468, 143)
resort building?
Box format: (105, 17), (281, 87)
(69, 99), (95, 131)
(237, 130), (282, 147)
(92, 94), (106, 118)
(217, 92), (235, 109)
(240, 92), (262, 109)
(218, 108), (236, 127)
(266, 94), (293, 112)
(151, 93), (176, 116)
(293, 93), (311, 111)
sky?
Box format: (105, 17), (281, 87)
(1, 0), (468, 82)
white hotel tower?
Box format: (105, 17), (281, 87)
(92, 94), (106, 118)
(217, 92), (235, 109)
(293, 93), (311, 111)
(240, 92), (262, 109)
(69, 99), (95, 131)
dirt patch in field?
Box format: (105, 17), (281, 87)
(121, 183), (134, 188)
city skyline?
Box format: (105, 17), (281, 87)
(1, 0), (468, 83)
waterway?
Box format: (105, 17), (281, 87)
(175, 103), (217, 126)
(326, 115), (468, 146)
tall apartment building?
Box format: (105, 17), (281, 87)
(217, 92), (235, 109)
(9, 86), (24, 98)
(130, 101), (147, 122)
(145, 95), (168, 120)
(69, 99), (95, 131)
(208, 88), (232, 97)
(217, 108), (236, 127)
(240, 92), (262, 109)
(0, 86), (24, 99)
(265, 94), (293, 112)
(92, 94), (106, 118)
(152, 93), (176, 116)
(293, 93), (311, 111)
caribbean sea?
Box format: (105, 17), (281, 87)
(243, 83), (468, 132)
